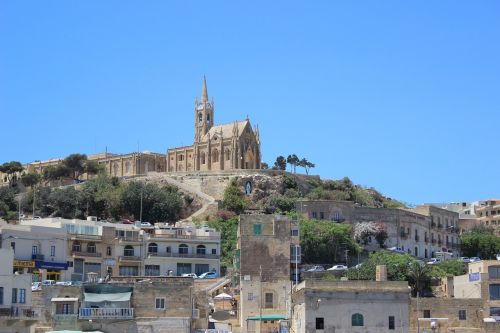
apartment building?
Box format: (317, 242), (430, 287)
(454, 260), (500, 321)
(237, 214), (298, 333)
(0, 221), (68, 281)
(0, 248), (39, 333)
(296, 200), (460, 258)
(476, 199), (500, 227)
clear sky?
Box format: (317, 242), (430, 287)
(1, 1), (499, 205)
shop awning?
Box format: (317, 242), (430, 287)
(84, 292), (131, 302)
(51, 297), (79, 302)
(247, 314), (287, 321)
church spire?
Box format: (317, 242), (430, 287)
(201, 75), (208, 103)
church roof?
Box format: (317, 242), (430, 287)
(201, 120), (249, 142)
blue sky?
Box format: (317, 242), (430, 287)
(1, 1), (499, 205)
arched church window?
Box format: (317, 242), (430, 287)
(125, 161), (131, 175)
(198, 113), (202, 123)
(225, 149), (230, 161)
(113, 163), (119, 176)
(212, 149), (219, 163)
(201, 152), (206, 164)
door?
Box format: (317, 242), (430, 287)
(195, 264), (209, 276)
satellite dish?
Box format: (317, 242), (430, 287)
(211, 311), (231, 321)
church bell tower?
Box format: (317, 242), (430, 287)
(194, 76), (214, 142)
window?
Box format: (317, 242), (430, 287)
(87, 242), (96, 254)
(72, 241), (81, 252)
(0, 287), (3, 305)
(51, 245), (55, 257)
(201, 152), (206, 164)
(148, 243), (158, 254)
(459, 310), (466, 320)
(248, 292), (253, 301)
(211, 248), (217, 255)
(312, 212), (317, 219)
(316, 317), (324, 330)
(319, 212), (325, 219)
(264, 292), (273, 308)
(489, 266), (500, 279)
(389, 316), (395, 330)
(166, 246), (171, 253)
(179, 244), (188, 254)
(352, 313), (364, 326)
(119, 266), (138, 276)
(106, 246), (112, 256)
(124, 245), (134, 257)
(32, 245), (38, 255)
(423, 310), (431, 318)
(196, 245), (206, 255)
(291, 229), (299, 237)
(12, 288), (17, 303)
(19, 289), (26, 304)
(145, 265), (160, 276)
(10, 242), (15, 253)
(489, 284), (500, 300)
(155, 297), (165, 310)
(253, 224), (262, 235)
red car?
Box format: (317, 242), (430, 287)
(120, 219), (134, 224)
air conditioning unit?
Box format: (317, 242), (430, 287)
(192, 308), (200, 319)
(244, 275), (251, 281)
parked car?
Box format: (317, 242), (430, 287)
(198, 271), (218, 279)
(33, 216), (41, 220)
(387, 247), (405, 254)
(140, 222), (152, 227)
(496, 254), (500, 261)
(31, 282), (42, 291)
(41, 280), (56, 286)
(55, 281), (72, 286)
(120, 219), (134, 224)
(307, 265), (325, 272)
(181, 273), (198, 278)
(327, 265), (348, 272)
(470, 257), (481, 262)
(459, 257), (470, 263)
(426, 258), (441, 265)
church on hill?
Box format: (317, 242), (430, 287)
(167, 77), (261, 172)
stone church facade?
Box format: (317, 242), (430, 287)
(167, 78), (261, 172)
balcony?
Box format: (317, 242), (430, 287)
(72, 251), (102, 257)
(116, 237), (142, 244)
(0, 306), (39, 320)
(119, 255), (142, 262)
(79, 307), (134, 320)
(148, 252), (220, 260)
(146, 233), (220, 242)
(69, 233), (102, 241)
(31, 254), (44, 261)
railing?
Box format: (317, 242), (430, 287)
(79, 307), (134, 319)
(148, 252), (220, 259)
(32, 254), (44, 260)
(119, 255), (142, 261)
(72, 251), (102, 257)
(147, 234), (220, 241)
(69, 233), (102, 241)
(117, 237), (141, 243)
(0, 306), (39, 319)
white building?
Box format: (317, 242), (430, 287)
(0, 248), (38, 333)
(0, 221), (68, 281)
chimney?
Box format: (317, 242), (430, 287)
(376, 265), (387, 282)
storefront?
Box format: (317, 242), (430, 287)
(13, 259), (42, 282)
(35, 261), (68, 281)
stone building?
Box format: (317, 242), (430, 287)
(296, 200), (460, 259)
(167, 77), (261, 172)
(476, 199), (500, 229)
(31, 277), (196, 333)
(291, 278), (410, 333)
(237, 214), (297, 333)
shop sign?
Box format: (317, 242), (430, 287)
(35, 261), (68, 270)
(13, 260), (35, 268)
